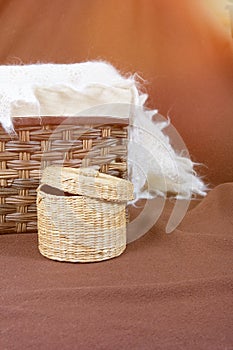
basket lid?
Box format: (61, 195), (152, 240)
(40, 166), (134, 202)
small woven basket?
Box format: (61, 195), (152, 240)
(37, 166), (134, 262)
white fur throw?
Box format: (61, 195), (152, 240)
(0, 61), (206, 200)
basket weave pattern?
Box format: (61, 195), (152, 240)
(0, 117), (128, 234)
(37, 189), (127, 262)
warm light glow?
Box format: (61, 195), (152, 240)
(203, 0), (232, 33)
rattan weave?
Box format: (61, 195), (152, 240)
(37, 167), (133, 262)
(0, 116), (128, 234)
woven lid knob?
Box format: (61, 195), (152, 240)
(41, 166), (134, 202)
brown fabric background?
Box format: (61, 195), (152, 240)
(0, 184), (233, 349)
(0, 0), (232, 185)
(0, 1), (233, 349)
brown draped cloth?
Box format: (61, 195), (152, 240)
(1, 184), (233, 349)
(0, 1), (232, 348)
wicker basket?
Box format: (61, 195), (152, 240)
(37, 167), (134, 262)
(0, 116), (129, 234)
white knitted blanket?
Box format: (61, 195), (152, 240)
(0, 61), (206, 200)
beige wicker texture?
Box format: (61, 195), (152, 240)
(41, 166), (134, 202)
(37, 167), (133, 262)
(0, 116), (129, 234)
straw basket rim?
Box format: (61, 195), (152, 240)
(41, 166), (134, 202)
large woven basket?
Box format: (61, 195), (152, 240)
(0, 116), (129, 234)
(37, 167), (134, 262)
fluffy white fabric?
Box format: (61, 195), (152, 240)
(0, 62), (136, 130)
(0, 61), (206, 200)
